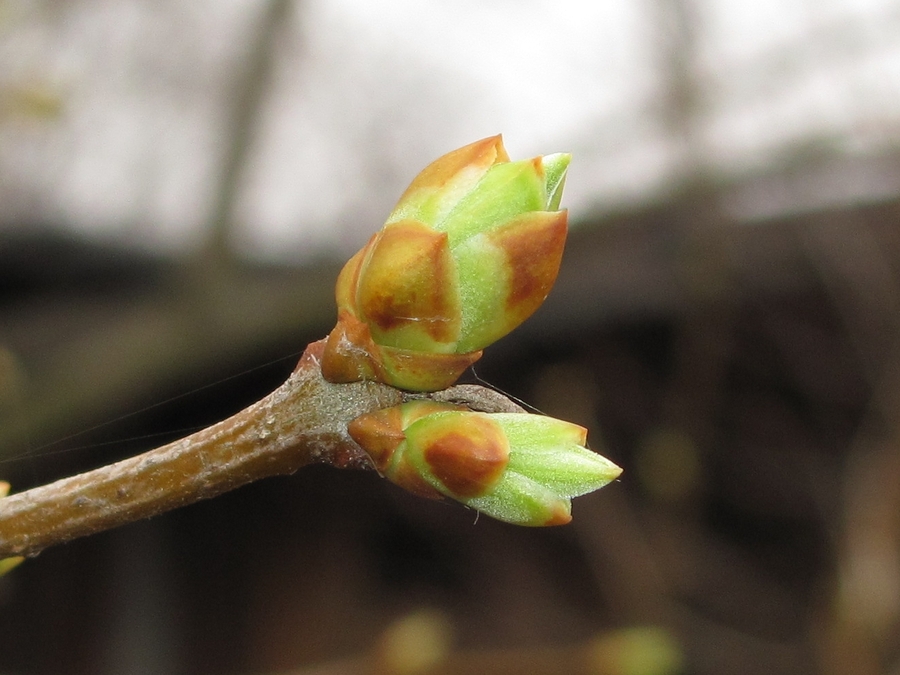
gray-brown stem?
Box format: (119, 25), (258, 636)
(0, 341), (520, 559)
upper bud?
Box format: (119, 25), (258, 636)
(348, 401), (622, 526)
(322, 136), (570, 391)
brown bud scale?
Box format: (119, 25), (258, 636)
(422, 418), (510, 498)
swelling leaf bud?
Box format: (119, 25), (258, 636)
(322, 136), (570, 391)
(348, 401), (621, 526)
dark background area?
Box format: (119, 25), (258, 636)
(2, 192), (899, 675)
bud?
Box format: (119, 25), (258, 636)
(348, 401), (621, 526)
(322, 135), (570, 391)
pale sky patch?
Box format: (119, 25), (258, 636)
(0, 0), (898, 261)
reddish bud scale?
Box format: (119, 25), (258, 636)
(348, 403), (443, 499)
(417, 414), (509, 498)
(390, 135), (511, 218)
(495, 211), (567, 317)
(356, 221), (460, 346)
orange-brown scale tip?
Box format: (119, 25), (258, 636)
(320, 311), (380, 384)
(348, 408), (406, 472)
(394, 135), (509, 201)
(491, 210), (568, 322)
(356, 220), (461, 345)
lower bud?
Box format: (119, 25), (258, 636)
(348, 401), (622, 526)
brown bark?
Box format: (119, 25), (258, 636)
(0, 340), (521, 559)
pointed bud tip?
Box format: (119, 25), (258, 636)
(541, 153), (571, 211)
(541, 152), (571, 172)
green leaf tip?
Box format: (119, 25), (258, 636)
(541, 153), (571, 211)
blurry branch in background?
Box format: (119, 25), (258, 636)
(645, 0), (735, 510)
(640, 6), (900, 672)
(653, 7), (900, 675)
(501, 5), (826, 671)
(653, 0), (704, 178)
(201, 0), (293, 271)
(802, 214), (900, 675)
(0, 0), (318, 463)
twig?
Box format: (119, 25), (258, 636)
(0, 340), (521, 558)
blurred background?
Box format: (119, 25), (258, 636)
(1, 0), (900, 673)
